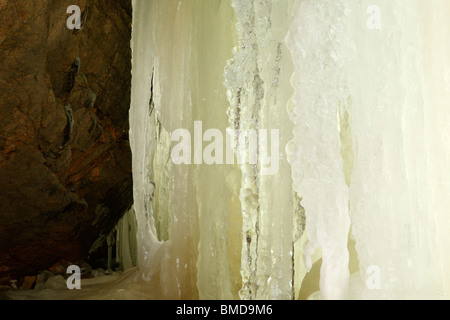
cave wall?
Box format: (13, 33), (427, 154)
(0, 0), (132, 282)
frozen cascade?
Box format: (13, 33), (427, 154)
(84, 0), (448, 300)
(343, 0), (450, 299)
(129, 0), (303, 300)
(285, 0), (352, 300)
(284, 0), (450, 299)
(5, 0), (450, 301)
(130, 0), (200, 299)
(224, 0), (300, 300)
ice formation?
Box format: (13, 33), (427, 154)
(224, 0), (299, 300)
(103, 0), (450, 300)
(343, 0), (450, 299)
(284, 0), (352, 300)
(7, 0), (450, 301)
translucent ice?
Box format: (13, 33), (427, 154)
(285, 0), (352, 300)
(11, 0), (449, 301)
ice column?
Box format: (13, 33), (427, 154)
(191, 1), (242, 300)
(115, 206), (138, 271)
(225, 0), (300, 300)
(131, 0), (245, 300)
(285, 0), (352, 300)
(130, 0), (199, 299)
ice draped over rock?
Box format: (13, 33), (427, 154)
(129, 0), (450, 300)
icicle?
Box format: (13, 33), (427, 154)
(225, 0), (298, 300)
(224, 0), (268, 300)
(116, 206), (138, 271)
(192, 1), (241, 300)
(285, 0), (352, 300)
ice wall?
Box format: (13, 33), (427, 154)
(417, 0), (450, 298)
(128, 0), (450, 300)
(130, 0), (200, 299)
(130, 0), (303, 300)
(130, 0), (244, 300)
(343, 0), (450, 299)
(344, 0), (428, 299)
(282, 0), (450, 300)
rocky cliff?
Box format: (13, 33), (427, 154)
(0, 0), (132, 283)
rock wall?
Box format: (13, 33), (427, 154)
(0, 0), (132, 283)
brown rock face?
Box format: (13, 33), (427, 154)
(0, 0), (133, 281)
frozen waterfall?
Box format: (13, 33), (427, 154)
(129, 0), (450, 300)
